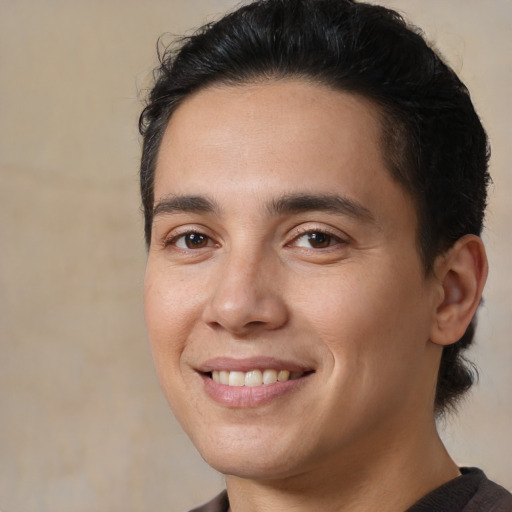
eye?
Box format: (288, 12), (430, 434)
(171, 232), (214, 249)
(292, 231), (343, 249)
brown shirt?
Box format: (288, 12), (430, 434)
(187, 468), (512, 512)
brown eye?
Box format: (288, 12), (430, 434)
(307, 232), (332, 248)
(175, 232), (211, 249)
(294, 231), (338, 249)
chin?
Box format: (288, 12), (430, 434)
(192, 427), (304, 481)
(205, 453), (296, 481)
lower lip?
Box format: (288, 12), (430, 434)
(201, 373), (311, 408)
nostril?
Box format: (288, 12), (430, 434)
(247, 320), (266, 327)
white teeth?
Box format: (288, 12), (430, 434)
(245, 370), (263, 387)
(210, 369), (306, 386)
(263, 369), (278, 385)
(277, 370), (290, 382)
(228, 371), (245, 386)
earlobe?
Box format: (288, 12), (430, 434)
(430, 234), (488, 346)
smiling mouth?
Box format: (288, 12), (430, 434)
(207, 369), (313, 387)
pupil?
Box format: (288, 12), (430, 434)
(309, 232), (330, 248)
(187, 233), (206, 248)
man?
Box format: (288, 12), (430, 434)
(139, 0), (512, 510)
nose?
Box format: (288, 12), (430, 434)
(201, 251), (289, 337)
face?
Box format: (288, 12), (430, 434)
(144, 81), (442, 481)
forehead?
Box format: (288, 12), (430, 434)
(156, 80), (385, 188)
(154, 80), (415, 237)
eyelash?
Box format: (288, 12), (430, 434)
(163, 227), (346, 252)
(164, 229), (217, 250)
(289, 228), (347, 250)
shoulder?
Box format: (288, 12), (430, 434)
(187, 490), (229, 512)
(408, 467), (512, 512)
(462, 468), (512, 512)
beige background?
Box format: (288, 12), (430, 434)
(0, 1), (510, 511)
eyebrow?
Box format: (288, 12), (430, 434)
(153, 194), (219, 217)
(268, 193), (376, 223)
(152, 192), (376, 224)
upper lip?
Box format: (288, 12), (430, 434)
(198, 356), (314, 373)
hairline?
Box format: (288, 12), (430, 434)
(146, 74), (433, 273)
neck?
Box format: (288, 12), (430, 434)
(225, 421), (459, 512)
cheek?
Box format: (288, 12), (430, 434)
(143, 266), (198, 369)
(297, 260), (431, 376)
(143, 267), (203, 423)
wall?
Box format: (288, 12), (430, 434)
(0, 1), (510, 511)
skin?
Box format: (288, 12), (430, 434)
(144, 80), (487, 511)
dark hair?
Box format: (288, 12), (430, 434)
(139, 0), (490, 414)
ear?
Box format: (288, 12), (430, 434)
(430, 234), (488, 346)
